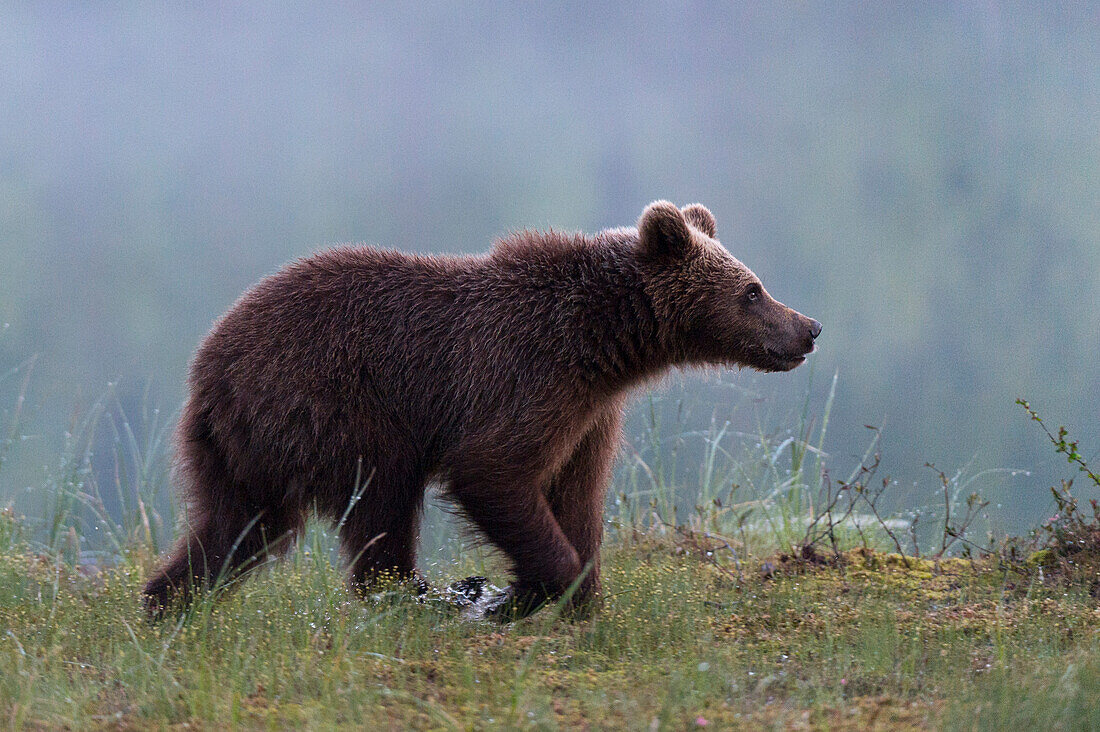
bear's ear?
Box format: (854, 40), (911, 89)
(638, 200), (693, 259)
(681, 203), (716, 238)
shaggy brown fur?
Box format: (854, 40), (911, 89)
(143, 201), (820, 620)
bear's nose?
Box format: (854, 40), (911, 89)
(809, 319), (822, 339)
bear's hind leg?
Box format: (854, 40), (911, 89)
(338, 472), (428, 596)
(143, 499), (300, 616)
(142, 439), (301, 616)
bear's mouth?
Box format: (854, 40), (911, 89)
(762, 347), (808, 372)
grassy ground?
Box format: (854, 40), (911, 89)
(3, 507), (1100, 730)
(3, 380), (1097, 729)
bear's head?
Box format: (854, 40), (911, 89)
(636, 200), (821, 373)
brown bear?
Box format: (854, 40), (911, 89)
(143, 201), (820, 620)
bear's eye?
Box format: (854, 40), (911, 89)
(746, 285), (761, 303)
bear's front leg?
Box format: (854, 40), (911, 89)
(471, 565), (597, 622)
(544, 408), (623, 617)
(449, 464), (583, 621)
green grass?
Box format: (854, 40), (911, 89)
(2, 510), (1100, 730)
(2, 371), (1097, 729)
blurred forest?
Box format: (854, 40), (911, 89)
(1, 3), (1098, 535)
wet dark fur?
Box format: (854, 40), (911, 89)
(143, 201), (820, 619)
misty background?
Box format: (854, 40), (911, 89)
(1, 3), (1098, 543)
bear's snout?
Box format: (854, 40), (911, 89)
(794, 315), (820, 356)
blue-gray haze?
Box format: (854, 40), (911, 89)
(1, 3), (1097, 539)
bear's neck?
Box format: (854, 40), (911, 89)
(558, 242), (672, 395)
